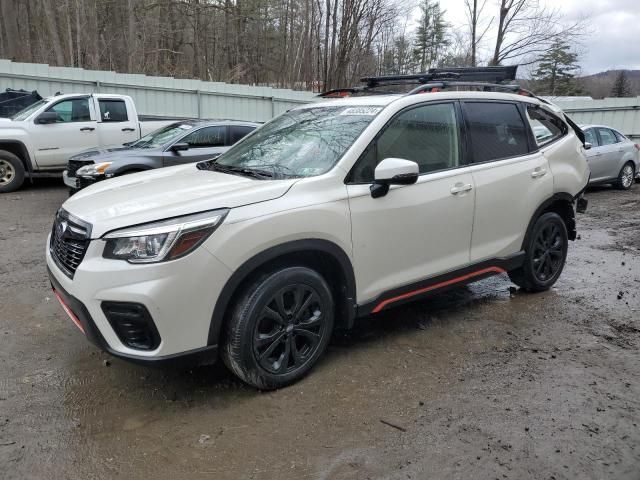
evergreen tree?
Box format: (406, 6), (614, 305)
(611, 71), (632, 97)
(413, 0), (450, 72)
(532, 39), (581, 96)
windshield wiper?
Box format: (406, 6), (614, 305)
(197, 160), (274, 179)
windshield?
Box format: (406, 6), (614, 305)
(10, 99), (48, 120)
(130, 123), (195, 149)
(214, 105), (381, 178)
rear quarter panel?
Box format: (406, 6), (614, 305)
(545, 131), (590, 196)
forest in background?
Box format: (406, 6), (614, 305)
(0, 0), (636, 97)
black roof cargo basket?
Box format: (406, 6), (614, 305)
(361, 66), (517, 88)
(318, 66), (522, 98)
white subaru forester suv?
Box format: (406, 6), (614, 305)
(47, 76), (590, 389)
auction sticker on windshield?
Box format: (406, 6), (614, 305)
(340, 107), (382, 116)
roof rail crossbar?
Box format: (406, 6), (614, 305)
(407, 82), (524, 95)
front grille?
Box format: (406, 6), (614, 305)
(50, 209), (92, 278)
(67, 159), (94, 177)
(102, 302), (161, 351)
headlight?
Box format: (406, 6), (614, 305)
(102, 209), (228, 263)
(76, 162), (112, 177)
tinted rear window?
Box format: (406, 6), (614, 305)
(229, 125), (255, 144)
(464, 102), (529, 163)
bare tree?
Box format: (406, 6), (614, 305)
(490, 0), (584, 66)
(463, 0), (491, 66)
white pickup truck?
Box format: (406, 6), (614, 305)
(0, 93), (177, 192)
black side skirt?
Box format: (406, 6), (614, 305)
(357, 252), (525, 316)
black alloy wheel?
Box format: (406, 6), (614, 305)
(531, 221), (565, 283)
(253, 284), (326, 374)
(222, 266), (334, 390)
(508, 212), (568, 292)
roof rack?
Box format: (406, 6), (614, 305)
(318, 66), (526, 98)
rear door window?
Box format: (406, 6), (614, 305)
(99, 99), (128, 122)
(597, 128), (617, 146)
(229, 125), (256, 145)
(463, 102), (529, 163)
(181, 126), (226, 148)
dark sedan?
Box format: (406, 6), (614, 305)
(64, 119), (259, 193)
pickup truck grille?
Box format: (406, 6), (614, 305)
(67, 160), (94, 177)
(50, 209), (92, 278)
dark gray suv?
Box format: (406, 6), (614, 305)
(64, 119), (259, 193)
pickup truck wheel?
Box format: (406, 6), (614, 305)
(614, 162), (635, 190)
(509, 212), (568, 292)
(0, 151), (25, 193)
(222, 266), (334, 390)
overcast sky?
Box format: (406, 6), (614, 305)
(414, 0), (640, 75)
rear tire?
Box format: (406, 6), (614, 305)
(0, 150), (25, 193)
(614, 162), (635, 190)
(221, 266), (334, 390)
(509, 212), (568, 292)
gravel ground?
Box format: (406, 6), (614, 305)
(1, 179), (639, 479)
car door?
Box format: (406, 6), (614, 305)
(346, 101), (475, 303)
(582, 127), (602, 179)
(32, 97), (98, 168)
(465, 101), (554, 263)
(96, 98), (138, 146)
(163, 125), (227, 166)
(593, 127), (620, 181)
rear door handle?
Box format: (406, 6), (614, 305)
(122, 127), (135, 132)
(80, 127), (95, 132)
(531, 167), (547, 178)
(450, 183), (473, 195)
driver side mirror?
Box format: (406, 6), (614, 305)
(584, 142), (592, 150)
(370, 158), (419, 198)
(171, 142), (190, 153)
(35, 111), (59, 124)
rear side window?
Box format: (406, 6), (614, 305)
(526, 106), (567, 146)
(597, 128), (617, 146)
(229, 125), (255, 145)
(349, 102), (459, 183)
(613, 130), (627, 142)
(464, 102), (529, 163)
(182, 126), (226, 147)
(99, 100), (128, 122)
(583, 128), (598, 146)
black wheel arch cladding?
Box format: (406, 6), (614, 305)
(207, 239), (357, 347)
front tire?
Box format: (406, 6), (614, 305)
(0, 150), (25, 193)
(509, 212), (568, 292)
(615, 162), (635, 190)
(222, 266), (334, 390)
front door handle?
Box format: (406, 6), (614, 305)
(450, 183), (473, 195)
(80, 127), (95, 132)
(531, 167), (547, 178)
(122, 127), (135, 132)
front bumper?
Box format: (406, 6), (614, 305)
(47, 233), (232, 365)
(49, 266), (218, 366)
(64, 171), (105, 192)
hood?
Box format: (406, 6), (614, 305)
(69, 145), (142, 161)
(64, 164), (298, 237)
(0, 118), (13, 124)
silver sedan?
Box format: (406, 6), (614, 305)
(582, 125), (639, 190)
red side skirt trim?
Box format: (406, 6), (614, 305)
(371, 266), (506, 313)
